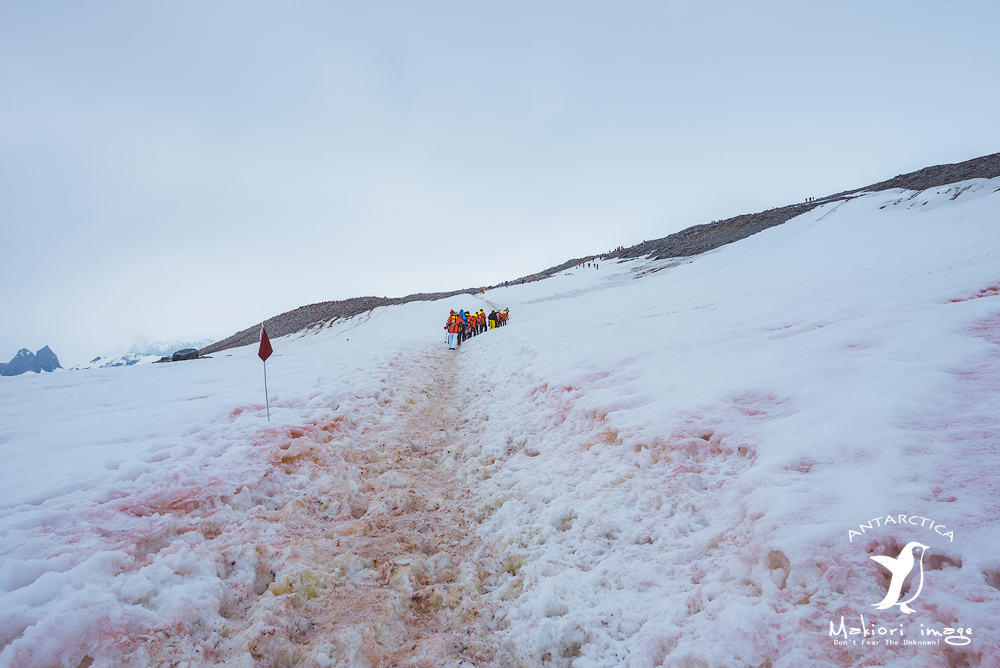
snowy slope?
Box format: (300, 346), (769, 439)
(455, 179), (1000, 667)
(1, 178), (999, 667)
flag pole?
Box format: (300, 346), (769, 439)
(263, 359), (270, 422)
(258, 324), (274, 422)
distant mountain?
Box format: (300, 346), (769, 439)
(122, 337), (216, 358)
(70, 352), (161, 370)
(0, 346), (62, 376)
(70, 338), (215, 370)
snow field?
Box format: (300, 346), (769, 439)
(1, 299), (498, 667)
(1, 177), (999, 667)
(451, 178), (1000, 666)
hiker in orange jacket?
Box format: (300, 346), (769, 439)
(445, 311), (461, 349)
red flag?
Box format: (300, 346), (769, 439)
(258, 325), (273, 361)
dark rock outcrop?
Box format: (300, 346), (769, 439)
(1, 346), (62, 376)
(171, 349), (201, 362)
(830, 152), (1000, 197)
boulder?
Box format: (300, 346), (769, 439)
(171, 348), (200, 362)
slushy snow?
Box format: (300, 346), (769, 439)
(1, 179), (999, 667)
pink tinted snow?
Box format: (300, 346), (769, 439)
(3, 180), (1000, 667)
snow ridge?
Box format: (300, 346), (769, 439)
(202, 153), (1000, 359)
(611, 151), (1000, 263)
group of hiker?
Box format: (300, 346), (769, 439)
(444, 308), (509, 350)
(490, 250), (623, 290)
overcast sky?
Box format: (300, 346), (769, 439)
(2, 1), (998, 366)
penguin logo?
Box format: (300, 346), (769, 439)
(870, 542), (929, 614)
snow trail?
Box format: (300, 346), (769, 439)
(200, 345), (496, 667)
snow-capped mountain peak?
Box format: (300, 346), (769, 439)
(71, 338), (215, 370)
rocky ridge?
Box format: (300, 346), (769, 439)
(609, 152), (1000, 262)
(202, 151), (1000, 356)
(201, 293), (484, 357)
